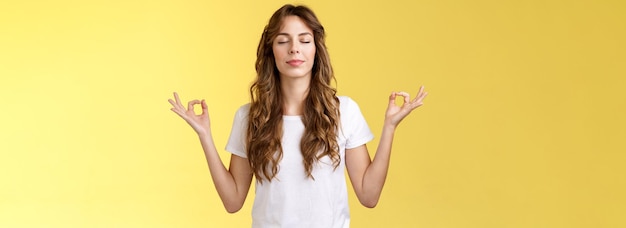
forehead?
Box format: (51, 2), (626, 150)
(278, 15), (313, 34)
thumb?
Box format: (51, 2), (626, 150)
(388, 92), (397, 106)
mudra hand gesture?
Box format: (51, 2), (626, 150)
(385, 86), (428, 127)
(168, 92), (211, 136)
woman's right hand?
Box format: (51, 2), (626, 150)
(168, 92), (211, 137)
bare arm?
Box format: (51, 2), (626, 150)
(169, 92), (253, 213)
(346, 86), (428, 208)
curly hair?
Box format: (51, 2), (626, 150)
(247, 4), (340, 183)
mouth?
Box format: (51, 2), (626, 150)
(287, 60), (304, 66)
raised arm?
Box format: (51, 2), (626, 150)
(168, 92), (253, 213)
(345, 86), (428, 208)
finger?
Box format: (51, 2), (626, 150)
(188, 100), (201, 112)
(169, 99), (186, 113)
(388, 92), (397, 105)
(173, 92), (187, 110)
(170, 107), (185, 118)
(174, 92), (182, 105)
(416, 91), (428, 103)
(396, 91), (410, 104)
(201, 99), (208, 115)
(419, 86), (428, 99)
(168, 98), (177, 107)
(412, 91), (428, 109)
(420, 92), (428, 100)
(411, 86), (425, 103)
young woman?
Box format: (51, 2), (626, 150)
(168, 4), (427, 227)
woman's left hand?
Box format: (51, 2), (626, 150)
(384, 85), (428, 127)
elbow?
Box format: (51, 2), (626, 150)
(362, 201), (378, 208)
(356, 190), (382, 208)
(225, 205), (242, 214)
(359, 198), (379, 208)
(224, 202), (244, 214)
(221, 192), (249, 213)
(225, 207), (241, 214)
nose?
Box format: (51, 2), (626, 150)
(289, 43), (300, 54)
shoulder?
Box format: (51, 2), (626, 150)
(337, 96), (361, 113)
(234, 103), (251, 119)
(337, 95), (356, 107)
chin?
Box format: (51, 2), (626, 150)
(280, 70), (312, 79)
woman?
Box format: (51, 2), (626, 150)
(168, 4), (427, 227)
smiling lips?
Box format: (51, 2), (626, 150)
(287, 59), (304, 66)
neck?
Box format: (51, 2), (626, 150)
(280, 75), (310, 116)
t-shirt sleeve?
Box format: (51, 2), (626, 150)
(343, 97), (374, 149)
(225, 105), (249, 158)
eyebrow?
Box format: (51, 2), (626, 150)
(276, 32), (313, 37)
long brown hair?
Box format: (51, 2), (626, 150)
(247, 4), (340, 183)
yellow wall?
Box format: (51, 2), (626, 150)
(1, 0), (624, 227)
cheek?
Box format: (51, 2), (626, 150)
(272, 46), (287, 71)
(308, 46), (316, 60)
(272, 46), (281, 60)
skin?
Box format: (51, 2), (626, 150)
(273, 16), (317, 115)
(168, 15), (428, 213)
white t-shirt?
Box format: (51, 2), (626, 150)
(225, 96), (374, 228)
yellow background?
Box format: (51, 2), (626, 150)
(1, 0), (624, 227)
